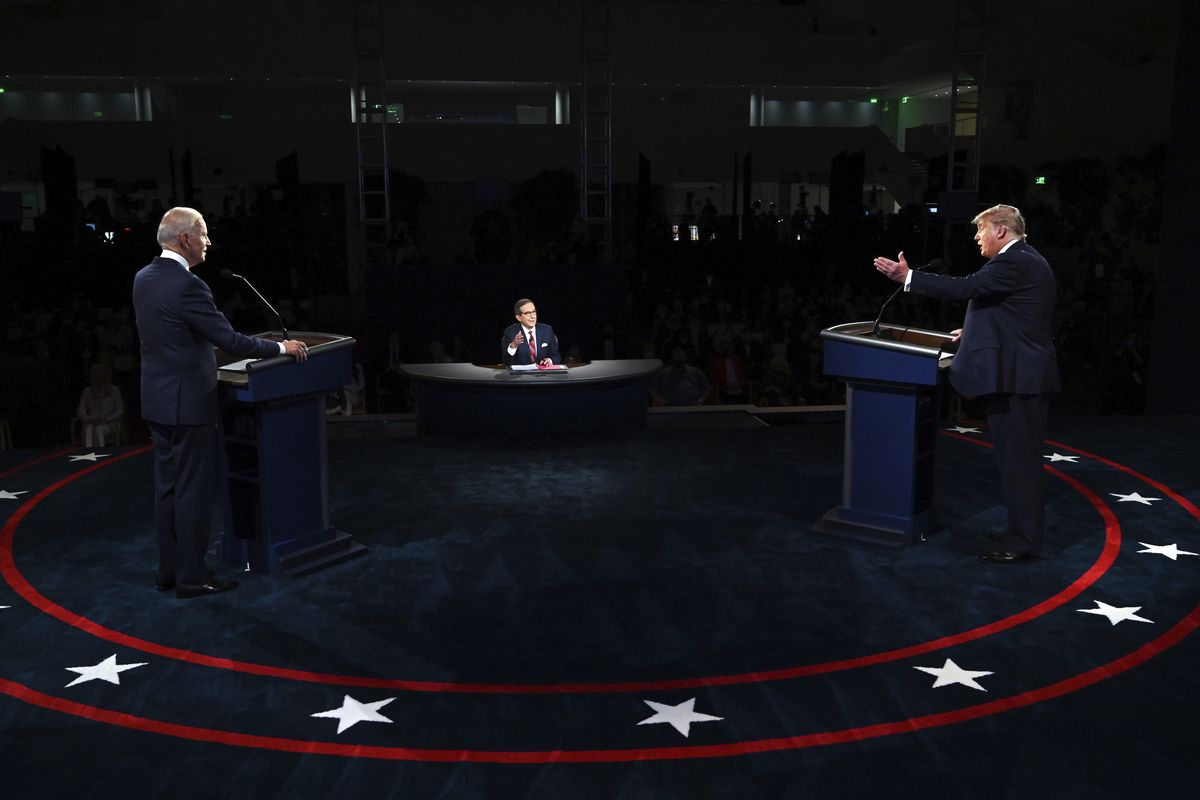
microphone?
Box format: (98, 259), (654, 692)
(871, 258), (943, 337)
(219, 269), (290, 341)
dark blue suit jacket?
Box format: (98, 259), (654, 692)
(909, 240), (1060, 399)
(501, 322), (561, 365)
(133, 256), (281, 425)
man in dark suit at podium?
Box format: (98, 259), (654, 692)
(502, 298), (561, 366)
(873, 204), (1059, 564)
(133, 207), (309, 599)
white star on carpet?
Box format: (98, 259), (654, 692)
(913, 658), (994, 692)
(64, 654), (148, 687)
(311, 695), (396, 734)
(0, 605), (10, 610)
(1137, 542), (1198, 561)
(947, 426), (981, 434)
(1109, 491), (1162, 505)
(1077, 600), (1154, 626)
(0, 489), (29, 500)
(68, 452), (111, 462)
(637, 698), (723, 737)
(1044, 453), (1081, 463)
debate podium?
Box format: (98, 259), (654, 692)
(216, 331), (366, 576)
(813, 321), (957, 546)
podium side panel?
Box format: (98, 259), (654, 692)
(255, 396), (326, 547)
(843, 382), (920, 519)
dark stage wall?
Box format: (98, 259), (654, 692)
(1148, 0), (1200, 414)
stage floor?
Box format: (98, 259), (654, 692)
(2, 413), (1198, 798)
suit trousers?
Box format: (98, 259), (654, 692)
(982, 392), (1051, 556)
(147, 420), (221, 584)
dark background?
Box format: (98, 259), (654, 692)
(0, 0), (1196, 446)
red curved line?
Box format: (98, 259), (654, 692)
(1045, 438), (1200, 524)
(0, 439), (1121, 694)
(0, 448), (81, 481)
(2, 603), (1197, 763)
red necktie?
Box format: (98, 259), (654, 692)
(527, 329), (537, 360)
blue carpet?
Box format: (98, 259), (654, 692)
(1, 414), (1197, 798)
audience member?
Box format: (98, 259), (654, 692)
(76, 362), (124, 446)
(651, 347), (710, 406)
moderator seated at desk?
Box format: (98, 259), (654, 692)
(401, 360), (662, 435)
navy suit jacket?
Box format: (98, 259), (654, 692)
(908, 240), (1060, 399)
(501, 322), (561, 365)
(133, 257), (282, 425)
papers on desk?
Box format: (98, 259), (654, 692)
(221, 358), (256, 372)
(509, 363), (568, 373)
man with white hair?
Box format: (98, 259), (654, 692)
(133, 207), (309, 599)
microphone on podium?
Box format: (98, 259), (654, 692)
(219, 269), (291, 341)
(870, 258), (943, 337)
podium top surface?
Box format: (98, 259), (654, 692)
(217, 331), (355, 386)
(821, 321), (958, 359)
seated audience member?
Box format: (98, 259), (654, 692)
(344, 362), (366, 414)
(651, 348), (710, 406)
(325, 386), (348, 416)
(708, 332), (750, 403)
(76, 362), (124, 446)
(759, 355), (803, 407)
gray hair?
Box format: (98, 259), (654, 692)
(973, 204), (1026, 239)
(157, 207), (204, 247)
(513, 298), (535, 316)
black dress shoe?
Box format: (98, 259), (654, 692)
(984, 533), (1007, 544)
(175, 576), (239, 599)
(978, 550), (1035, 564)
(155, 575), (176, 592)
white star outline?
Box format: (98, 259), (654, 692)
(637, 698), (723, 737)
(1137, 542), (1199, 561)
(0, 489), (30, 500)
(1044, 453), (1081, 463)
(1109, 491), (1162, 505)
(65, 654), (148, 687)
(68, 452), (111, 463)
(947, 426), (982, 434)
(913, 658), (994, 692)
(1076, 600), (1154, 626)
(311, 694), (396, 734)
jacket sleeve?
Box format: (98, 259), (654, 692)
(909, 254), (1018, 302)
(501, 325), (517, 364)
(179, 275), (282, 360)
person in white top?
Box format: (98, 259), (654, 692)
(76, 362), (124, 447)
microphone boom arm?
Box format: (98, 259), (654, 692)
(221, 269), (290, 341)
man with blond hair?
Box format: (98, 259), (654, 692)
(873, 204), (1059, 564)
(133, 207), (309, 598)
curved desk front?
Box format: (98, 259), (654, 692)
(401, 359), (662, 435)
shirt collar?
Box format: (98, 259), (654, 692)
(998, 238), (1020, 255)
(159, 249), (190, 269)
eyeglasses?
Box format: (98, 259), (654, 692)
(518, 310), (537, 316)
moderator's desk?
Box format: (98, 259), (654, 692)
(401, 359), (662, 435)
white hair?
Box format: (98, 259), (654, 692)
(156, 207), (204, 247)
